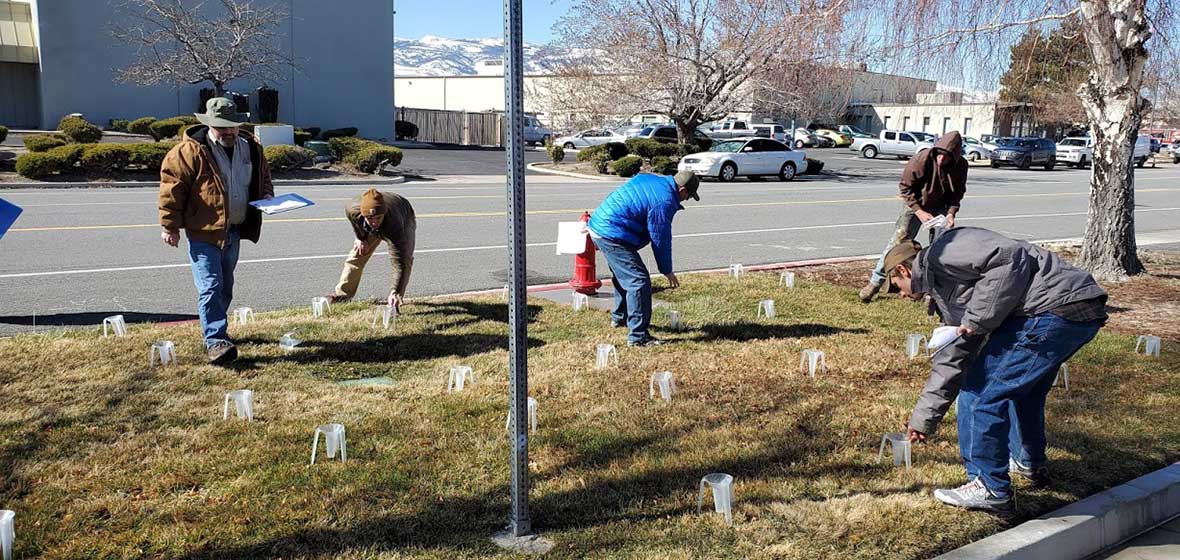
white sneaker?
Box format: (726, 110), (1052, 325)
(933, 478), (1014, 514)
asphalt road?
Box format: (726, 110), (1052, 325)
(2, 151), (1179, 335)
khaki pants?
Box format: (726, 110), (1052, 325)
(334, 238), (381, 299)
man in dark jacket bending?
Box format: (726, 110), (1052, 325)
(885, 227), (1106, 513)
(861, 131), (968, 303)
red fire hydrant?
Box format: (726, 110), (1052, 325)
(570, 211), (602, 295)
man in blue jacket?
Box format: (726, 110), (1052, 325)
(588, 171), (700, 346)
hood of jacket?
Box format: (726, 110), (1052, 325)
(934, 131), (963, 154)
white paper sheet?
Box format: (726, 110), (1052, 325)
(249, 193), (315, 215)
(556, 221), (589, 255)
(928, 325), (961, 354)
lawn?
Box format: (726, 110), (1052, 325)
(1, 257), (1177, 559)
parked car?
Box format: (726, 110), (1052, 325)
(554, 129), (626, 150)
(1055, 137), (1093, 168)
(838, 124), (873, 139)
(793, 128), (822, 149)
(677, 137), (806, 182)
(850, 129), (928, 159)
(524, 116), (552, 146)
(814, 128), (852, 147)
(1150, 137), (1162, 154)
(751, 123), (790, 143)
(634, 124), (712, 146)
(1168, 141), (1180, 164)
(615, 123), (651, 138)
(707, 120), (756, 139)
(989, 137), (1057, 170)
(1133, 134), (1152, 167)
(962, 136), (992, 161)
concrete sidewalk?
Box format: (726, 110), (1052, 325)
(1096, 516), (1180, 559)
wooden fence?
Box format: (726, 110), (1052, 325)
(396, 107), (504, 147)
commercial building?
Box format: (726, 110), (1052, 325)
(0, 0), (395, 139)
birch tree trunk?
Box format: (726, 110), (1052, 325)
(1076, 0), (1151, 280)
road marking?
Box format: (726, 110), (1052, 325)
(12, 187), (1180, 233)
(6, 207), (1180, 279)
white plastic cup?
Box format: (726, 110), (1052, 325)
(799, 349), (826, 378)
(905, 334), (927, 360)
(877, 433), (912, 468)
(595, 344), (618, 369)
(0, 510), (13, 560)
(448, 366), (474, 393)
(649, 371), (675, 401)
(505, 397), (538, 433)
(372, 305), (397, 330)
(757, 299), (775, 319)
(150, 340), (177, 367)
(279, 332), (301, 351)
(668, 310), (684, 331)
(572, 292), (589, 311)
(697, 473), (734, 526)
(311, 297), (331, 318)
(1135, 335), (1161, 357)
(102, 314), (127, 337)
(1054, 363), (1070, 390)
(223, 389), (254, 421)
(780, 271), (795, 288)
(233, 307), (254, 325)
(729, 264), (744, 278)
(310, 423), (346, 465)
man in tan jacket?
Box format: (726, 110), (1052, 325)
(326, 189), (416, 312)
(159, 97), (273, 365)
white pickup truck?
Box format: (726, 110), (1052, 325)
(850, 129), (933, 159)
(708, 120), (756, 139)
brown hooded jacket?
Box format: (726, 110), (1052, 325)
(898, 131), (968, 213)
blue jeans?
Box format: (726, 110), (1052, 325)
(188, 229), (241, 347)
(957, 313), (1103, 495)
(594, 236), (652, 343)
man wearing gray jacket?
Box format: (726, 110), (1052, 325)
(884, 227), (1107, 513)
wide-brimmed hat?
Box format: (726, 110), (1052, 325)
(674, 171), (700, 201)
(194, 97), (249, 127)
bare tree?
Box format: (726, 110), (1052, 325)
(866, 0), (1179, 280)
(111, 0), (296, 96)
(553, 0), (857, 143)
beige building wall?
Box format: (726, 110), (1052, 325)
(846, 103), (997, 138)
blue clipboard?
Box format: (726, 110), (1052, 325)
(0, 198), (22, 239)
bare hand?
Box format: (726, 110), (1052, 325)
(388, 293), (403, 313)
(907, 426), (927, 444)
(353, 238), (367, 253)
(664, 273), (680, 288)
(946, 213), (956, 229)
(915, 209), (935, 223)
(956, 325), (975, 337)
(263, 194), (273, 200)
(161, 229), (179, 247)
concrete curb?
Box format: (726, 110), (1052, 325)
(526, 162), (617, 182)
(933, 461), (1180, 560)
(0, 176), (407, 189)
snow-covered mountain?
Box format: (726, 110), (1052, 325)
(394, 35), (573, 77)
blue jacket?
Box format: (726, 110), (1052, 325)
(587, 173), (682, 274)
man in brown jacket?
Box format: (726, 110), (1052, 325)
(860, 131), (968, 303)
(159, 97), (273, 364)
(326, 188), (416, 312)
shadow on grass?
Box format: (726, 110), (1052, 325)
(233, 332), (547, 368)
(687, 322), (868, 342)
(413, 300), (544, 331)
(0, 311), (197, 328)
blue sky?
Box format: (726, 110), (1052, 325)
(395, 0), (573, 43)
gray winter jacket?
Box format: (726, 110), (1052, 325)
(908, 227), (1106, 434)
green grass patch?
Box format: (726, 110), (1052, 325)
(0, 273), (1177, 558)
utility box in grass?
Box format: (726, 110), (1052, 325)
(255, 124), (294, 147)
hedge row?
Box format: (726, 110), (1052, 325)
(328, 137), (403, 173)
(0, 124), (8, 144)
(58, 115), (103, 143)
(264, 145), (315, 172)
(15, 142), (176, 179)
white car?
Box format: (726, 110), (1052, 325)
(554, 129), (625, 150)
(1056, 137), (1093, 168)
(963, 136), (992, 161)
(677, 137), (806, 182)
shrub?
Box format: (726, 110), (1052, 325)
(293, 129), (313, 146)
(107, 119), (130, 132)
(675, 143), (702, 158)
(78, 144), (132, 173)
(576, 144), (606, 162)
(24, 133), (68, 152)
(321, 127), (359, 140)
(803, 157), (825, 175)
(149, 116), (199, 140)
(650, 156), (679, 175)
(0, 125), (8, 144)
(625, 137), (664, 159)
(47, 144), (85, 169)
(264, 145), (315, 172)
(126, 143), (172, 170)
(345, 145), (404, 173)
(58, 115), (104, 143)
(303, 127), (321, 140)
(395, 120), (418, 140)
(328, 136), (370, 159)
(603, 142), (629, 161)
(546, 143), (564, 164)
(592, 153), (610, 174)
(128, 117), (157, 136)
(612, 155), (643, 177)
(15, 152), (63, 179)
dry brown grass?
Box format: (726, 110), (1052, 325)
(0, 262), (1177, 559)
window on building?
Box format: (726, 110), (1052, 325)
(963, 118), (973, 136)
(943, 117), (951, 134)
(922, 117), (930, 132)
(902, 116), (911, 130)
(884, 115), (892, 129)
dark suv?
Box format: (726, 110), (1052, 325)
(990, 137), (1057, 170)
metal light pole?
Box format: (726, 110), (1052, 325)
(503, 0), (531, 538)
